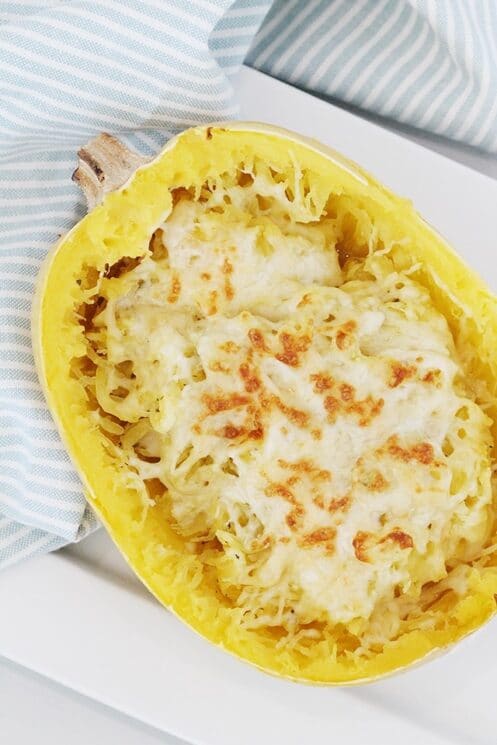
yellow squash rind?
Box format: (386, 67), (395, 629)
(33, 123), (497, 684)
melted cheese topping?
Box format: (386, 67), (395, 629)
(82, 178), (493, 643)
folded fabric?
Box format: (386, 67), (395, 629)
(0, 0), (268, 568)
(247, 0), (497, 154)
(1, 0), (495, 569)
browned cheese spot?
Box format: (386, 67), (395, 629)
(208, 290), (218, 315)
(265, 482), (305, 531)
(339, 382), (355, 402)
(272, 396), (310, 428)
(239, 362), (261, 392)
(389, 362), (416, 387)
(348, 396), (384, 427)
(286, 475), (301, 487)
(422, 368), (442, 386)
(221, 424), (244, 439)
(324, 395), (340, 422)
(203, 392), (249, 414)
(328, 495), (351, 512)
(317, 375), (383, 427)
(386, 436), (435, 465)
(276, 331), (311, 367)
(365, 471), (389, 492)
(353, 531), (372, 562)
(313, 494), (325, 509)
(336, 320), (357, 350)
(214, 394), (264, 441)
(218, 421), (264, 441)
(310, 372), (334, 393)
(248, 328), (268, 352)
(278, 458), (331, 482)
(286, 511), (301, 529)
(248, 423), (264, 440)
(299, 527), (336, 553)
(266, 483), (293, 500)
(210, 361), (229, 373)
(167, 273), (181, 303)
(220, 340), (240, 354)
(222, 258), (234, 301)
(245, 401), (265, 440)
(381, 529), (414, 549)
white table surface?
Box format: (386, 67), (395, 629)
(0, 658), (185, 745)
(2, 64), (496, 744)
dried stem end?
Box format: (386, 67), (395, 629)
(72, 133), (149, 210)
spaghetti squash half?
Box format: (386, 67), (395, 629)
(33, 124), (497, 683)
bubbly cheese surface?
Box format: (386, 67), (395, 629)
(84, 176), (493, 642)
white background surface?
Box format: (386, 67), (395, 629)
(2, 66), (497, 744)
(0, 659), (185, 745)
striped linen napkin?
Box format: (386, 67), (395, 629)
(1, 0), (495, 569)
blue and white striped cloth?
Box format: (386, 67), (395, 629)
(1, 0), (496, 569)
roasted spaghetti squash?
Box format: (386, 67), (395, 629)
(33, 124), (497, 683)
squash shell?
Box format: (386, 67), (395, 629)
(32, 123), (497, 684)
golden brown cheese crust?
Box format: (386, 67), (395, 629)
(75, 166), (494, 643)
